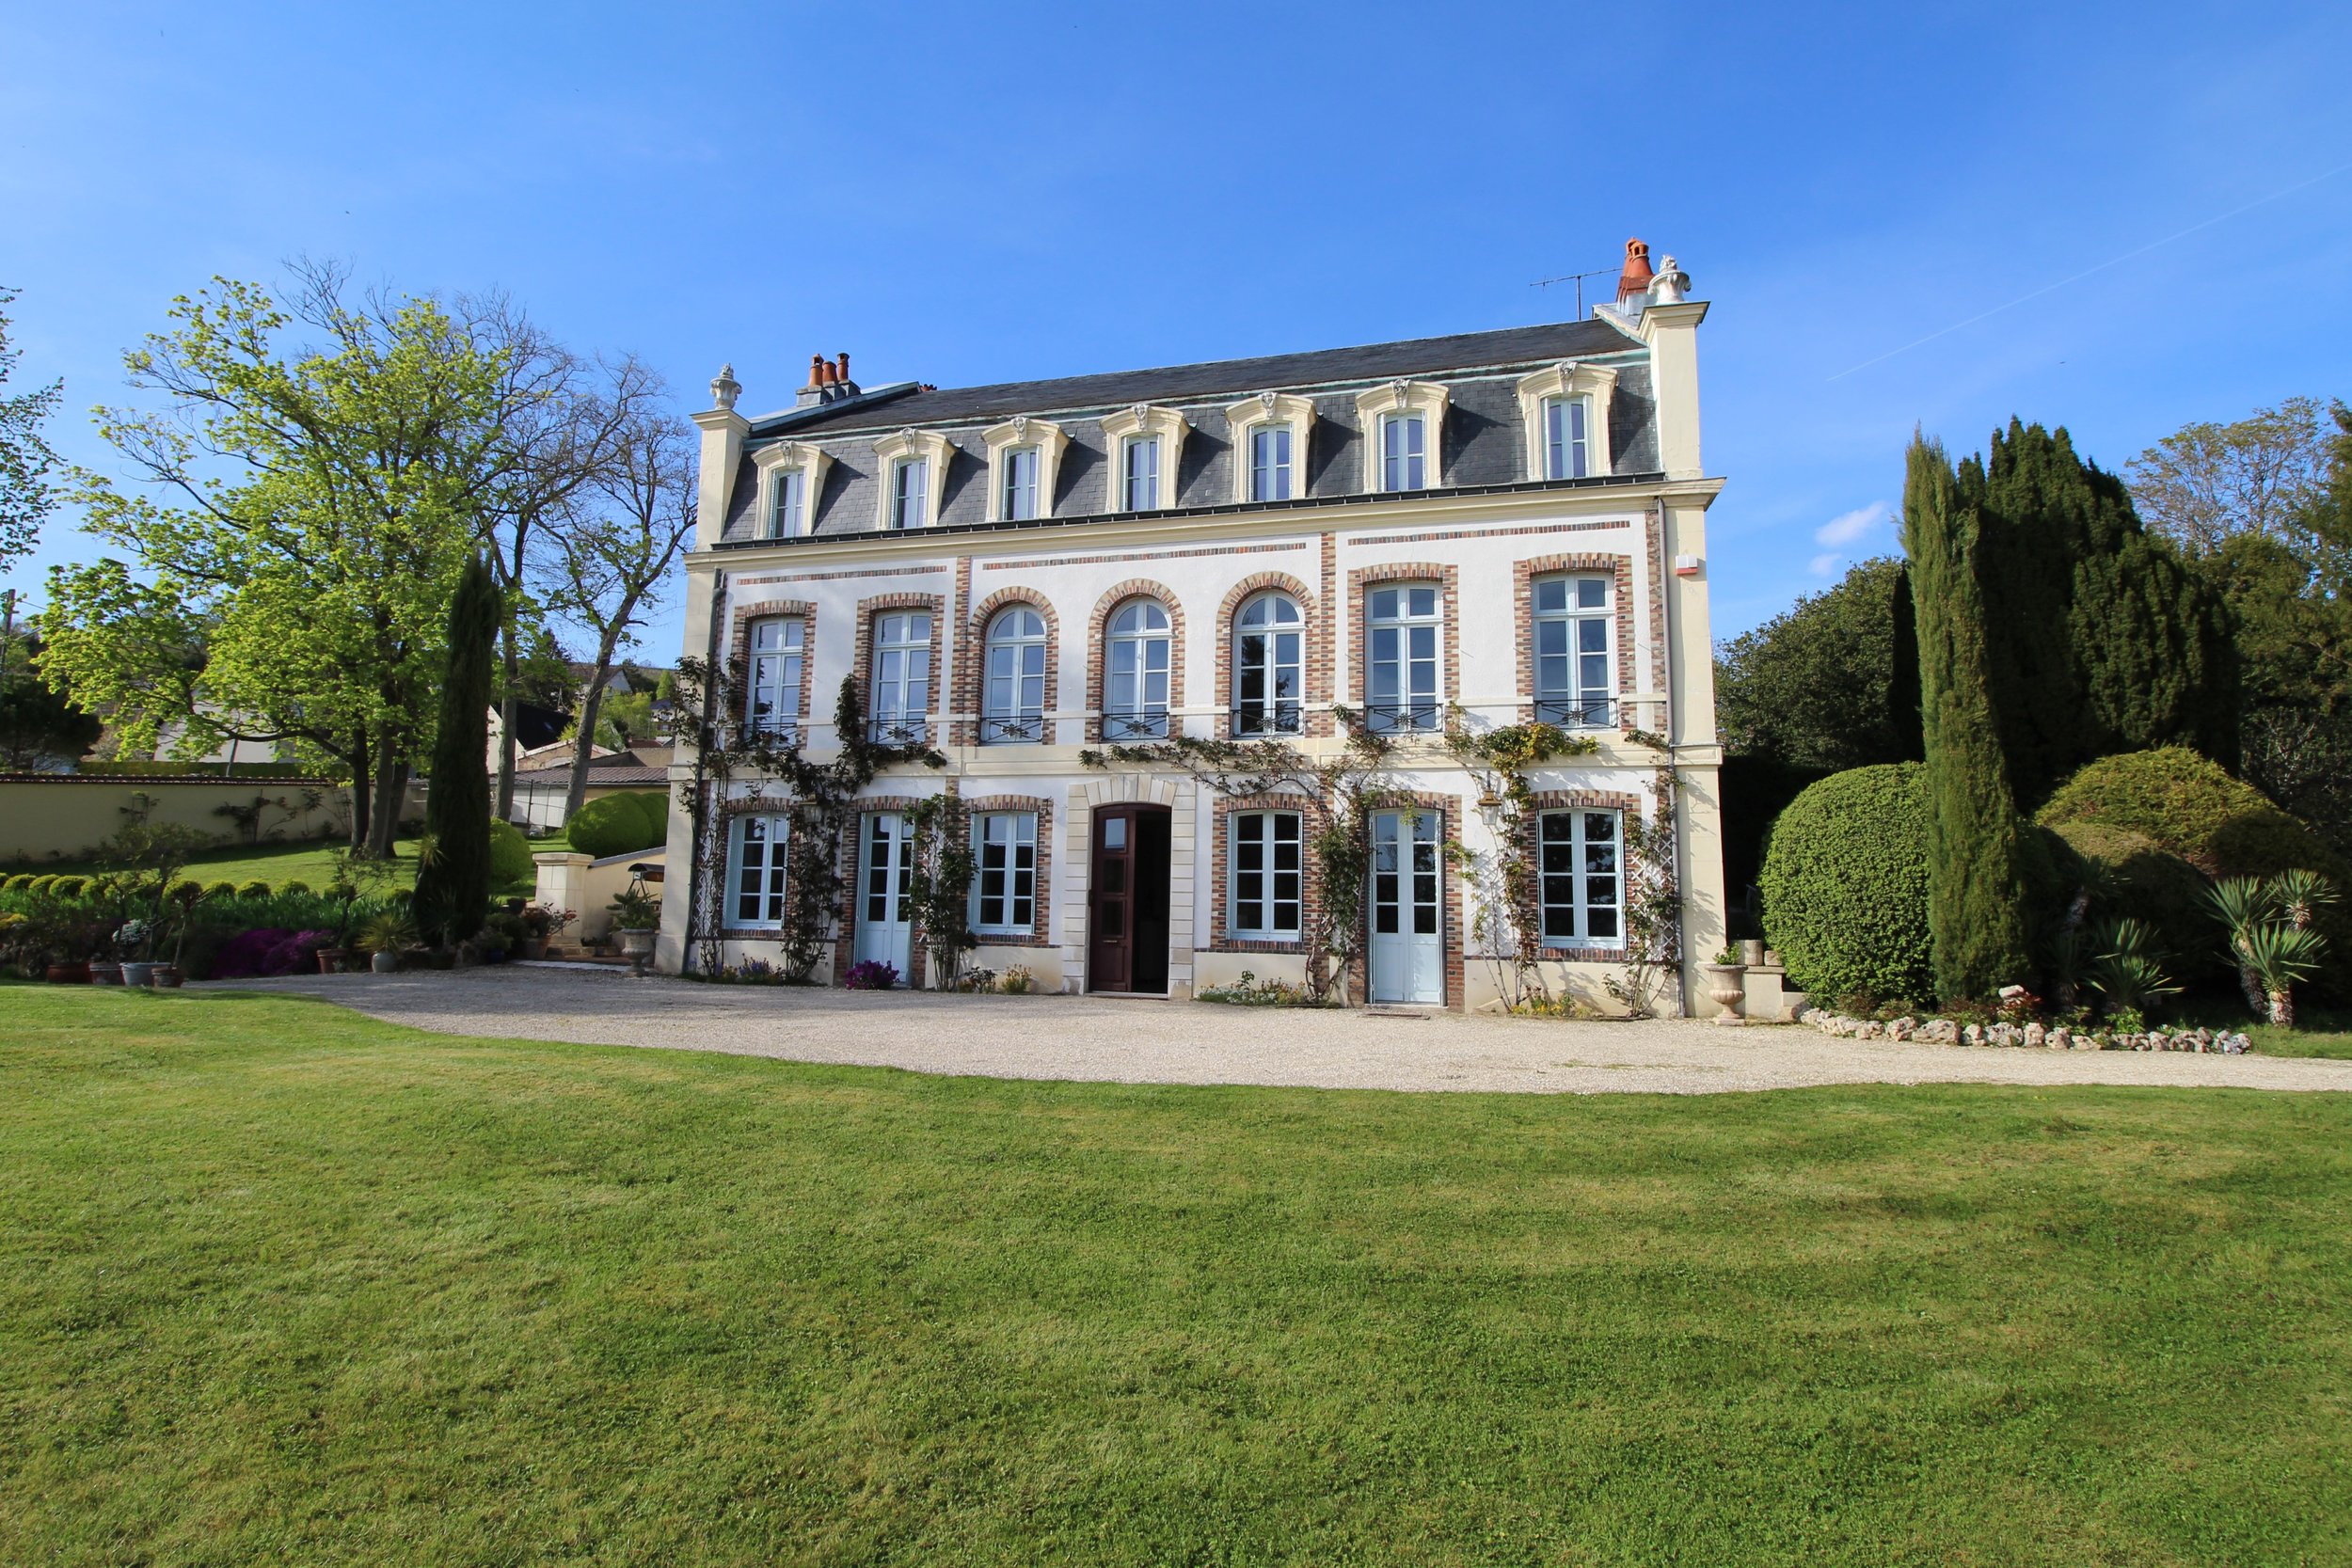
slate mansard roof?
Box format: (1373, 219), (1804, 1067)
(718, 316), (1662, 546)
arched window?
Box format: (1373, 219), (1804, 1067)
(1103, 599), (1171, 739)
(1232, 593), (1302, 736)
(982, 606), (1049, 744)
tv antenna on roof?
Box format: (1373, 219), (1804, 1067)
(1531, 266), (1616, 320)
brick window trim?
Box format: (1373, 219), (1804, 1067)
(711, 792), (799, 933)
(850, 593), (946, 742)
(1208, 790), (1322, 953)
(1519, 787), (1645, 964)
(1083, 578), (1187, 744)
(1212, 571), (1322, 742)
(1509, 554), (1638, 729)
(725, 598), (818, 738)
(950, 587), (1062, 749)
(1344, 562), (1461, 725)
(962, 793), (1056, 948)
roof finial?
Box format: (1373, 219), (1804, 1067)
(1650, 255), (1691, 305)
(710, 363), (740, 412)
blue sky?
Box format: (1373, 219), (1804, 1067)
(4, 0), (2348, 656)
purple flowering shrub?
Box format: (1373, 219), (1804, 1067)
(842, 959), (899, 990)
(206, 927), (333, 979)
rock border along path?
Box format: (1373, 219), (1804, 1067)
(213, 967), (2352, 1097)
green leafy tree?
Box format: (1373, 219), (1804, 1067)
(412, 556), (501, 946)
(2125, 396), (2331, 556)
(38, 265), (532, 855)
(0, 286), (62, 572)
(0, 629), (99, 769)
(1715, 558), (1919, 768)
(1903, 435), (2034, 1001)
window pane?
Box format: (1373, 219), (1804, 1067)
(1577, 577), (1608, 610)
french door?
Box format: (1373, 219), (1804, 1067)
(854, 812), (914, 981)
(1368, 809), (1443, 1005)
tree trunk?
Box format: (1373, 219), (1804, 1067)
(348, 733), (373, 852)
(495, 619), (520, 822)
(2237, 958), (2266, 1019)
(367, 748), (406, 860)
(564, 626), (627, 820)
(2268, 988), (2295, 1029)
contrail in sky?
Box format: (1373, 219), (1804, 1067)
(1827, 161), (2352, 382)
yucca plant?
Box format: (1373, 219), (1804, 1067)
(2084, 918), (2180, 1021)
(2236, 920), (2328, 1028)
(356, 909), (420, 956)
(2207, 874), (2336, 1026)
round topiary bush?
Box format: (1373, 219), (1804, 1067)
(168, 879), (205, 903)
(26, 875), (57, 896)
(50, 875), (87, 897)
(239, 879), (273, 899)
(565, 790), (670, 861)
(204, 880), (239, 901)
(2039, 746), (2350, 993)
(2, 873), (32, 892)
(487, 817), (534, 887)
(1759, 763), (1934, 1006)
(278, 879), (311, 896)
(2043, 820), (2217, 981)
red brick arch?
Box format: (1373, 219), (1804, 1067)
(1084, 579), (1186, 743)
(1213, 571), (1319, 739)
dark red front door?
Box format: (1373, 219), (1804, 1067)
(1089, 807), (1135, 991)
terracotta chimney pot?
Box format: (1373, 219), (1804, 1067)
(805, 354), (826, 389)
(1616, 239), (1654, 304)
(835, 351), (851, 383)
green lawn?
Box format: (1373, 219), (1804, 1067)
(8, 828), (574, 893)
(4, 989), (2349, 1566)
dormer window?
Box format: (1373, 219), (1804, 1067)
(1352, 380), (1449, 496)
(1099, 404), (1189, 513)
(869, 428), (954, 531)
(749, 439), (832, 540)
(1517, 362), (1618, 481)
(1224, 392), (1316, 505)
(982, 416), (1070, 523)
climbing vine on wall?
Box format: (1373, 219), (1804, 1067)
(1440, 711), (1598, 1012)
(905, 791), (977, 991)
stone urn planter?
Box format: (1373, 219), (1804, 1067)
(90, 960), (123, 986)
(45, 960), (91, 984)
(121, 960), (158, 987)
(615, 927), (656, 976)
(370, 948), (400, 974)
(151, 963), (184, 989)
(1704, 961), (1746, 1027)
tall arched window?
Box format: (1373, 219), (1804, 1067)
(1232, 593), (1302, 736)
(982, 606), (1048, 744)
(1104, 599), (1171, 739)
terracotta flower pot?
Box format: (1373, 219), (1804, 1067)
(519, 937), (547, 960)
(151, 964), (183, 989)
(316, 948), (354, 975)
(45, 960), (91, 985)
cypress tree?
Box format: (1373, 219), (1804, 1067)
(2070, 534), (2241, 767)
(413, 555), (501, 947)
(1902, 435), (2034, 1001)
(1887, 562), (1924, 762)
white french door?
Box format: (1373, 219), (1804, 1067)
(854, 812), (914, 980)
(1369, 809), (1443, 1005)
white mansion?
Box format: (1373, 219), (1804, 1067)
(655, 241), (1729, 1013)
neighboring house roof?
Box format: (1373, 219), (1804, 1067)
(758, 317), (1637, 436)
(511, 762), (667, 789)
(501, 700), (573, 752)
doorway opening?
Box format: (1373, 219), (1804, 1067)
(1088, 802), (1170, 993)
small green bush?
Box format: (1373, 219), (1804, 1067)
(2, 873), (32, 892)
(49, 876), (87, 897)
(168, 879), (205, 903)
(1759, 763), (1935, 1006)
(278, 879), (312, 896)
(27, 876), (57, 896)
(204, 880), (239, 901)
(488, 818), (534, 887)
(565, 791), (670, 861)
(238, 879), (272, 899)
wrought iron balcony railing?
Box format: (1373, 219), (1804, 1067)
(1231, 700), (1304, 737)
(736, 717), (801, 750)
(978, 713), (1048, 745)
(1100, 706), (1170, 740)
(1534, 695), (1616, 729)
(866, 715), (931, 747)
(1360, 701), (1442, 734)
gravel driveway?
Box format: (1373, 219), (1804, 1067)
(210, 967), (2352, 1096)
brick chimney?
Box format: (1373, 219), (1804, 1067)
(795, 351), (862, 408)
(1614, 239), (1655, 313)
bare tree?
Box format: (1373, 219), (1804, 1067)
(2126, 396), (2330, 556)
(538, 388), (694, 818)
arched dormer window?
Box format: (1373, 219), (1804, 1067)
(981, 415), (1070, 523)
(980, 605), (1049, 744)
(1352, 380), (1450, 494)
(1223, 392), (1317, 504)
(1517, 361), (1619, 481)
(1099, 404), (1190, 513)
(1103, 598), (1172, 738)
(750, 439), (833, 539)
(870, 428), (954, 531)
(1232, 592), (1303, 736)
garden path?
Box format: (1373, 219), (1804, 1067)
(213, 968), (2352, 1096)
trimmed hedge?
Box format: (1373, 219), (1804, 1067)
(488, 818), (533, 888)
(50, 876), (87, 897)
(2, 873), (33, 892)
(1759, 763), (1935, 1006)
(278, 879), (312, 896)
(565, 791), (669, 861)
(2039, 746), (2350, 994)
(238, 879), (273, 899)
(204, 880), (240, 901)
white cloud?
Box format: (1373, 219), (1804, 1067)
(1814, 500), (1893, 548)
(1807, 552), (1842, 577)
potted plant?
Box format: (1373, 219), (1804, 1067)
(606, 884), (662, 974)
(517, 903), (574, 960)
(117, 917), (158, 987)
(151, 880), (207, 988)
(1704, 946), (1746, 1027)
(358, 909), (421, 974)
(479, 910), (527, 964)
(318, 851), (397, 973)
